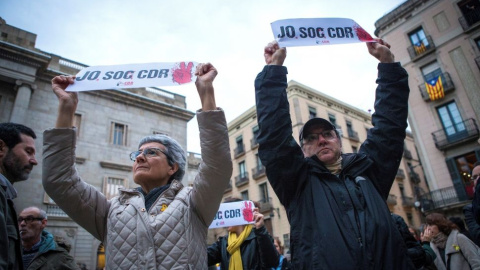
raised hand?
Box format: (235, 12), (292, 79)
(242, 201), (254, 222)
(51, 75), (78, 128)
(172, 62), (194, 84)
(194, 63), (217, 111)
(253, 209), (265, 229)
(366, 38), (395, 63)
(264, 41), (286, 66)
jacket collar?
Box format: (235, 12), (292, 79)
(307, 153), (372, 177)
(118, 179), (184, 202)
(0, 173), (17, 199)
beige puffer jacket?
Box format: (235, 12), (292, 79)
(42, 109), (232, 269)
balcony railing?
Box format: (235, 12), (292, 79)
(420, 185), (469, 212)
(476, 56), (480, 71)
(403, 149), (412, 159)
(387, 194), (397, 206)
(46, 205), (69, 217)
(409, 171), (421, 184)
(258, 197), (273, 213)
(407, 36), (435, 60)
(252, 165), (266, 180)
(431, 118), (479, 150)
(347, 129), (359, 142)
(234, 144), (245, 159)
(396, 168), (405, 180)
(235, 172), (249, 187)
(224, 180), (232, 193)
(402, 196), (415, 207)
(418, 72), (455, 101)
(251, 137), (259, 149)
(459, 8), (480, 31)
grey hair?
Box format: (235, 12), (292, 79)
(24, 206), (48, 220)
(138, 134), (186, 182)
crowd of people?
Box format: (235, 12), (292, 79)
(1, 39), (480, 269)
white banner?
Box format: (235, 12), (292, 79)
(271, 18), (375, 47)
(209, 201), (256, 229)
(66, 61), (198, 92)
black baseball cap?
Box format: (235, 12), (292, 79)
(299, 118), (336, 142)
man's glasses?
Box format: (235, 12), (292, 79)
(129, 147), (171, 162)
(302, 130), (336, 145)
(17, 216), (44, 224)
(471, 174), (480, 181)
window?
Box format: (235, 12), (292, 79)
(399, 184), (406, 198)
(255, 153), (263, 169)
(259, 183), (269, 202)
(437, 102), (465, 137)
(408, 28), (430, 55)
(283, 233), (290, 248)
(236, 136), (244, 152)
(103, 177), (127, 200)
(252, 126), (259, 144)
(1, 32), (7, 38)
(458, 0), (480, 26)
(73, 113), (82, 138)
(352, 146), (358, 153)
(475, 37), (480, 51)
(328, 113), (337, 127)
(406, 213), (414, 226)
(308, 106), (317, 119)
(239, 161), (247, 178)
(241, 190), (249, 201)
(111, 122), (128, 145)
(421, 62), (443, 83)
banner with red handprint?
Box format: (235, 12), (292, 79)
(271, 18), (374, 47)
(209, 200), (256, 229)
(66, 61), (198, 92)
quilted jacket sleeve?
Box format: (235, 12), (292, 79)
(190, 109), (233, 226)
(254, 65), (306, 208)
(359, 63), (409, 200)
(42, 128), (110, 241)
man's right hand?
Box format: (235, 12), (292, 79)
(264, 41), (286, 66)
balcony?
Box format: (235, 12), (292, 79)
(234, 144), (245, 159)
(403, 149), (412, 159)
(459, 8), (480, 32)
(347, 129), (359, 142)
(252, 165), (266, 180)
(46, 205), (69, 218)
(387, 194), (397, 206)
(396, 168), (405, 180)
(409, 171), (421, 184)
(420, 186), (469, 212)
(407, 36), (435, 61)
(258, 197), (273, 213)
(402, 196), (415, 207)
(235, 172), (249, 187)
(251, 137), (259, 150)
(224, 180), (232, 193)
(476, 56), (480, 71)
(431, 118), (479, 150)
(418, 72), (455, 101)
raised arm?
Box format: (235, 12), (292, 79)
(255, 41), (305, 208)
(360, 39), (410, 199)
(190, 63), (233, 226)
(43, 76), (109, 241)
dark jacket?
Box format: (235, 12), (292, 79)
(255, 63), (413, 269)
(463, 204), (480, 247)
(24, 230), (79, 270)
(391, 213), (426, 268)
(207, 226), (279, 270)
(0, 173), (23, 270)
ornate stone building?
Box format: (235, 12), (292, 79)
(375, 0), (480, 216)
(0, 18), (195, 269)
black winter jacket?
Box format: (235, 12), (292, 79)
(254, 64), (414, 270)
(391, 213), (426, 268)
(463, 204), (480, 247)
(207, 226), (279, 270)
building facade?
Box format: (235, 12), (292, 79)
(0, 18), (195, 269)
(222, 80), (429, 253)
(375, 0), (480, 217)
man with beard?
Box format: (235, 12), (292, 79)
(0, 123), (38, 270)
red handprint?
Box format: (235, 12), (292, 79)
(171, 62), (194, 84)
(242, 201), (254, 222)
(353, 24), (374, 42)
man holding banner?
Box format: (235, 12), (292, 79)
(43, 63), (232, 269)
(254, 40), (414, 269)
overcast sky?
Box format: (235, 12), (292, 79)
(1, 0), (406, 153)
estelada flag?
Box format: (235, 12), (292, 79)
(425, 76), (445, 101)
(414, 42), (426, 55)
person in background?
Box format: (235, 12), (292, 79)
(272, 237), (291, 270)
(18, 206), (78, 270)
(465, 161), (480, 247)
(43, 63), (232, 269)
(207, 198), (279, 269)
(391, 213), (426, 268)
(423, 213), (480, 270)
(0, 122), (38, 270)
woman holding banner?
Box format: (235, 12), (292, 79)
(207, 198), (279, 270)
(43, 63), (232, 269)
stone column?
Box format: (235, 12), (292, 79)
(10, 80), (36, 124)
